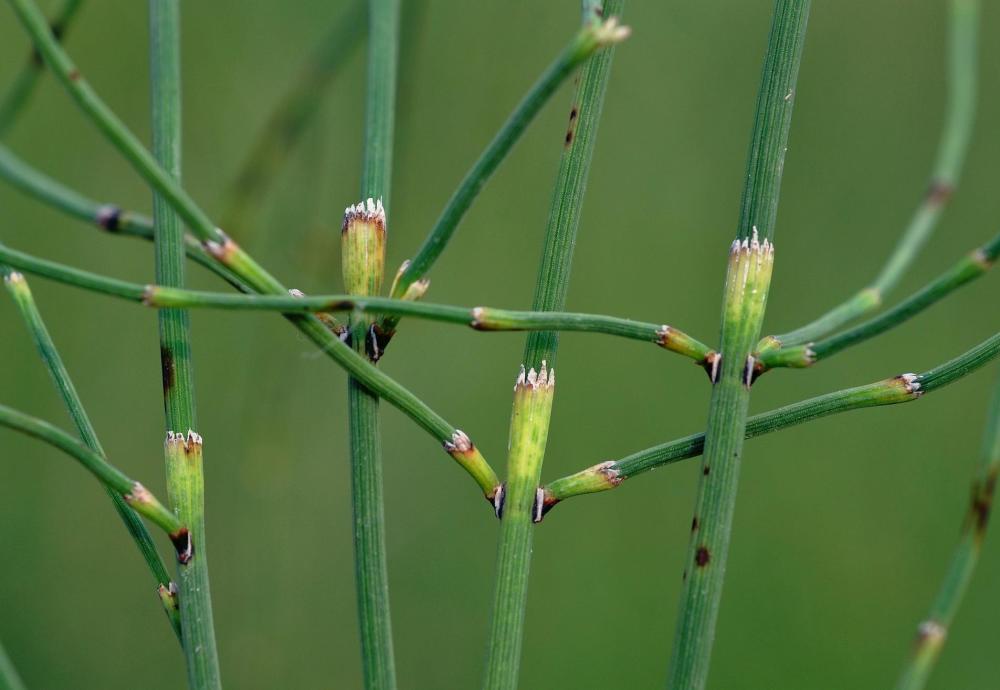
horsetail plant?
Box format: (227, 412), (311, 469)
(1, 0), (997, 688)
(148, 1), (221, 686)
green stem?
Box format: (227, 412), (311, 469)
(0, 403), (189, 543)
(1, 268), (180, 638)
(384, 13), (628, 310)
(667, 3), (809, 688)
(483, 4), (624, 688)
(348, 1), (399, 688)
(149, 2), (221, 687)
(543, 331), (1000, 508)
(219, 1), (364, 236)
(895, 372), (1000, 690)
(0, 144), (249, 291)
(0, 243), (714, 362)
(0, 639), (26, 690)
(759, 231), (1000, 371)
(0, 0), (83, 135)
(760, 0), (978, 351)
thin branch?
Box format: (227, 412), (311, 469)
(1, 267), (180, 638)
(0, 638), (27, 690)
(542, 330), (1000, 507)
(758, 0), (978, 351)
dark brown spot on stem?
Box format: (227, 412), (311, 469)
(703, 465), (710, 476)
(969, 469), (997, 541)
(569, 107), (578, 121)
(695, 546), (711, 567)
(170, 528), (193, 564)
(160, 346), (175, 392)
(96, 205), (122, 232)
(926, 179), (954, 206)
(564, 130), (574, 145)
(68, 68), (80, 81)
(691, 516), (699, 532)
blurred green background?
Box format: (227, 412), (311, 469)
(2, 1), (999, 688)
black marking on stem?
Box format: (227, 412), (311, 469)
(96, 205), (122, 232)
(537, 489), (559, 521)
(969, 468), (998, 542)
(531, 487), (546, 524)
(691, 516), (699, 532)
(366, 323), (393, 363)
(701, 352), (721, 383)
(160, 346), (175, 392)
(694, 546), (711, 567)
(703, 465), (710, 476)
(492, 483), (506, 520)
(170, 528), (193, 564)
(742, 355), (757, 388)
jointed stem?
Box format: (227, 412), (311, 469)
(667, 3), (809, 688)
(894, 372), (1000, 690)
(760, 0), (978, 351)
(149, 1), (221, 686)
(347, 1), (399, 688)
(2, 268), (180, 638)
(484, 4), (625, 688)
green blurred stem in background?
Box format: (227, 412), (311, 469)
(346, 0), (399, 687)
(895, 371), (1000, 690)
(0, 639), (26, 690)
(149, 1), (221, 687)
(667, 2), (809, 688)
(1, 268), (181, 638)
(759, 0), (978, 352)
(483, 4), (626, 689)
(0, 0), (83, 135)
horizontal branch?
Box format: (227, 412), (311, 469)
(542, 330), (1000, 512)
(0, 243), (715, 365)
(0, 403), (191, 558)
(758, 230), (999, 370)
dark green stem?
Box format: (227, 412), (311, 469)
(667, 3), (809, 688)
(2, 268), (180, 638)
(347, 1), (399, 688)
(0, 639), (26, 690)
(483, 4), (624, 688)
(895, 371), (1000, 690)
(149, 2), (221, 687)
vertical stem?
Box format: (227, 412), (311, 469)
(666, 3), (809, 689)
(483, 3), (624, 688)
(149, 2), (221, 688)
(347, 1), (398, 688)
(895, 371), (1000, 690)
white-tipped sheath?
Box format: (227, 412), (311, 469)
(342, 197), (386, 230)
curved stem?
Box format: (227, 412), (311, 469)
(760, 0), (978, 350)
(759, 230), (1000, 370)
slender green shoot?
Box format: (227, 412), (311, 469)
(2, 267), (180, 638)
(667, 3), (809, 688)
(381, 12), (629, 337)
(758, 0), (978, 352)
(544, 330), (1000, 509)
(759, 230), (999, 371)
(345, 0), (400, 686)
(483, 4), (624, 688)
(0, 0), (83, 135)
(895, 372), (1000, 690)
(0, 403), (190, 548)
(0, 144), (249, 291)
(0, 638), (27, 690)
(220, 1), (364, 236)
(148, 3), (221, 686)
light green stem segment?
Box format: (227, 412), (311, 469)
(349, 1), (398, 686)
(0, 0), (83, 135)
(1, 268), (181, 638)
(668, 2), (808, 688)
(0, 639), (27, 690)
(761, 0), (978, 350)
(894, 372), (1000, 690)
(483, 368), (556, 690)
(483, 4), (624, 688)
(149, 1), (221, 687)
